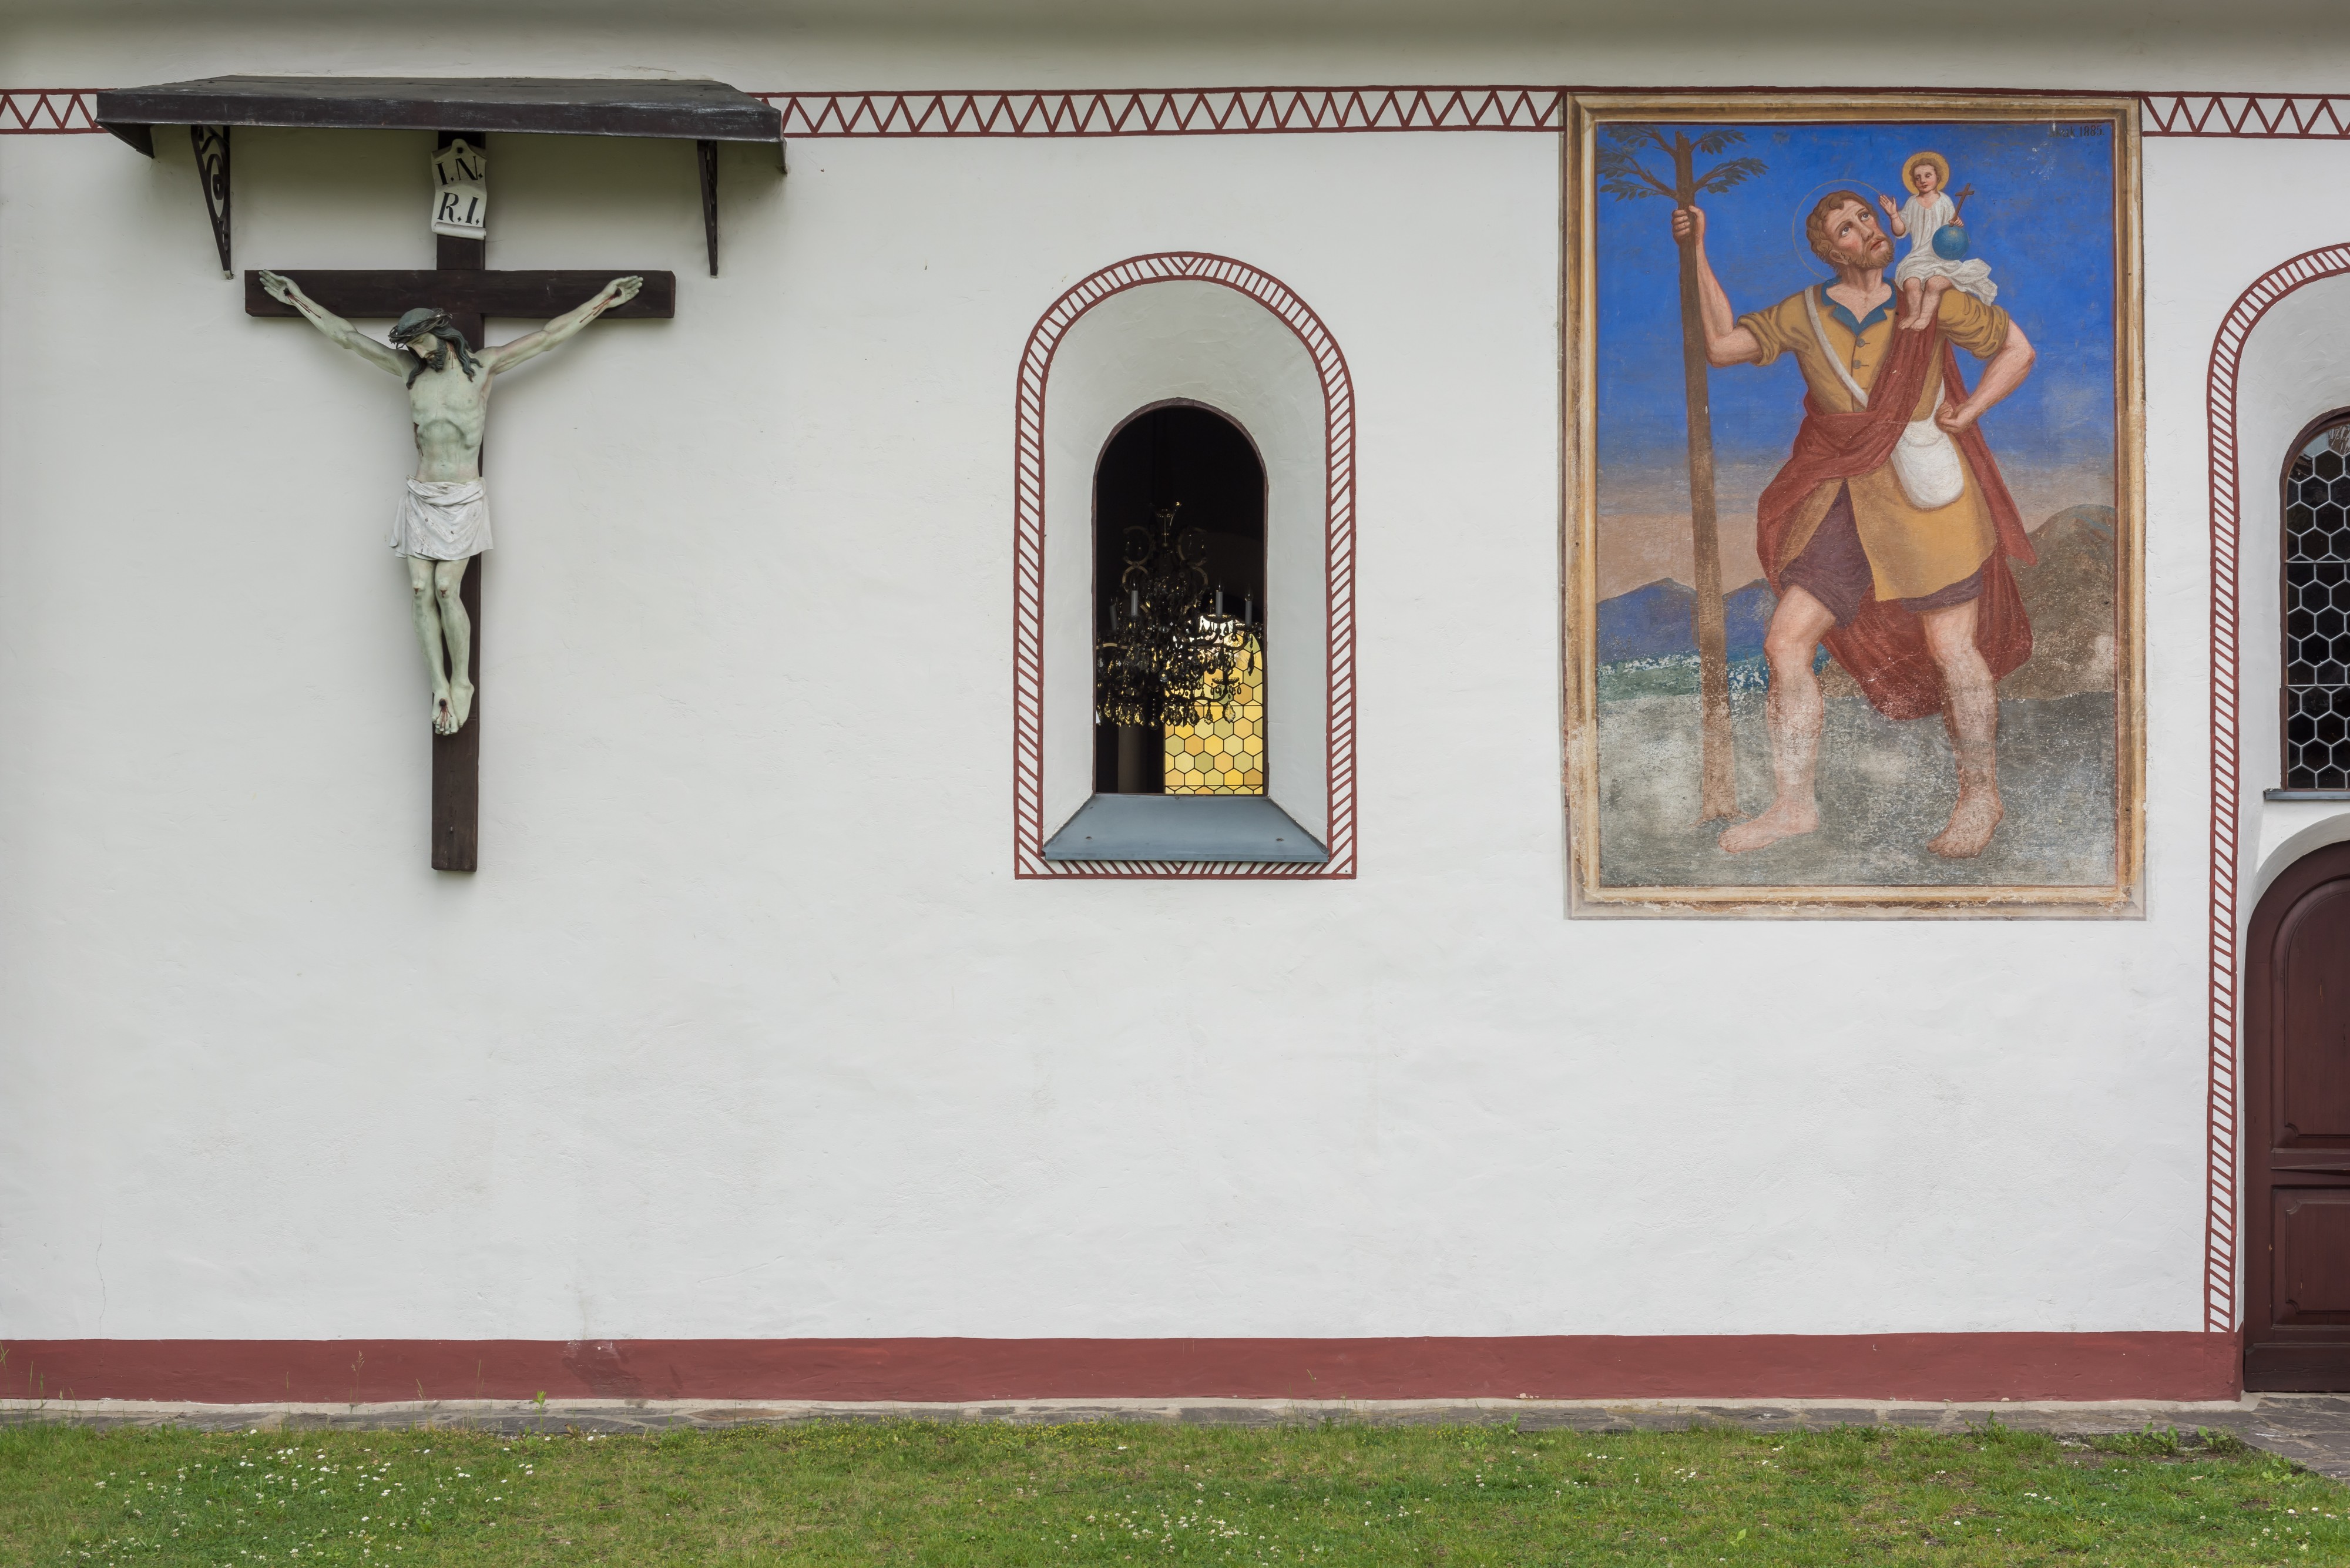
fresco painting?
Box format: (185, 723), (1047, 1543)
(1568, 96), (2142, 914)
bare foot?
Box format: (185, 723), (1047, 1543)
(1902, 304), (1936, 331)
(1719, 799), (1820, 854)
(432, 691), (459, 736)
(449, 677), (475, 732)
(1928, 787), (2003, 858)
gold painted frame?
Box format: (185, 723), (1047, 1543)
(1563, 92), (2144, 918)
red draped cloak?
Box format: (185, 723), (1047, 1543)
(1751, 318), (2036, 723)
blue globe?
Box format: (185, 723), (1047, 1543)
(1931, 223), (1970, 261)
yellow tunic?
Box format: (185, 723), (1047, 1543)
(1737, 283), (2011, 601)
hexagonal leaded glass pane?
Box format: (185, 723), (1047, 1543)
(2285, 421), (2350, 787)
(1164, 632), (1267, 795)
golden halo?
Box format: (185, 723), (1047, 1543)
(1902, 150), (1951, 196)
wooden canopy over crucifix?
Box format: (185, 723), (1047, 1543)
(93, 76), (784, 276)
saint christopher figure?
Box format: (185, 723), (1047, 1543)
(258, 270), (644, 734)
(1671, 193), (2037, 861)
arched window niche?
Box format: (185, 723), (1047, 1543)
(1036, 277), (1332, 865)
(2240, 267), (2350, 905)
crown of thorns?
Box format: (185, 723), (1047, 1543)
(388, 307), (481, 384)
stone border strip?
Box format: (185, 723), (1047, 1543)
(11, 1393), (2349, 1479)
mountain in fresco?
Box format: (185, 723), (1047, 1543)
(1596, 577), (1777, 664)
(2002, 505), (2117, 700)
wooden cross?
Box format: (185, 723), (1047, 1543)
(244, 131), (676, 872)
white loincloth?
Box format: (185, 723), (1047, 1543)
(391, 478), (492, 560)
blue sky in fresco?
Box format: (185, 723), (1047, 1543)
(1595, 119), (2117, 485)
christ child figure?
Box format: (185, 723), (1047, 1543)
(1876, 151), (1998, 330)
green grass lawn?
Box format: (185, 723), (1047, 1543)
(1, 1416), (2339, 1565)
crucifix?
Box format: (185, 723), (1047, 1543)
(247, 131), (677, 872)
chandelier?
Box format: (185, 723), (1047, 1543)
(1095, 502), (1264, 730)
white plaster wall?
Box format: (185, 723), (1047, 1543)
(3, 6), (2348, 1345)
(1041, 281), (1328, 841)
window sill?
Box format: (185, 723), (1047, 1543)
(1042, 794), (1330, 864)
(2264, 790), (2350, 802)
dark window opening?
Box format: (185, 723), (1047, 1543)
(2285, 413), (2350, 790)
(1092, 404), (1268, 795)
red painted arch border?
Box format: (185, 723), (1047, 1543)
(1009, 253), (1358, 879)
(2203, 243), (2350, 1337)
(2, 1334), (2237, 1406)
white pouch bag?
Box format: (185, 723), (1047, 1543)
(1804, 286), (1968, 511)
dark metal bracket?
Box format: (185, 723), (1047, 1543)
(190, 124), (230, 277)
(697, 138), (719, 276)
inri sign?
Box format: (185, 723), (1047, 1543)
(431, 137), (486, 239)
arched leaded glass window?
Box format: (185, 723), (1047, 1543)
(1091, 403), (1268, 797)
(2285, 415), (2350, 790)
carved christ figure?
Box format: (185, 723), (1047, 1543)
(257, 270), (644, 733)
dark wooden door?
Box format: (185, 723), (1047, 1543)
(2246, 841), (2350, 1388)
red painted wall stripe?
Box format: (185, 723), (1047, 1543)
(2, 1334), (2236, 1406)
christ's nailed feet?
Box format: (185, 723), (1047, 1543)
(433, 691), (460, 736)
(1718, 800), (1820, 854)
(449, 677), (475, 733)
(1928, 786), (2003, 859)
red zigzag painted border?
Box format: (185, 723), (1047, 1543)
(11, 88), (2350, 138)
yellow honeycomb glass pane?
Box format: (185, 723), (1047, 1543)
(1159, 632), (1265, 795)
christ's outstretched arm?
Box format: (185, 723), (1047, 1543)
(257, 272), (407, 376)
(481, 276), (644, 375)
(1670, 205), (1762, 367)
